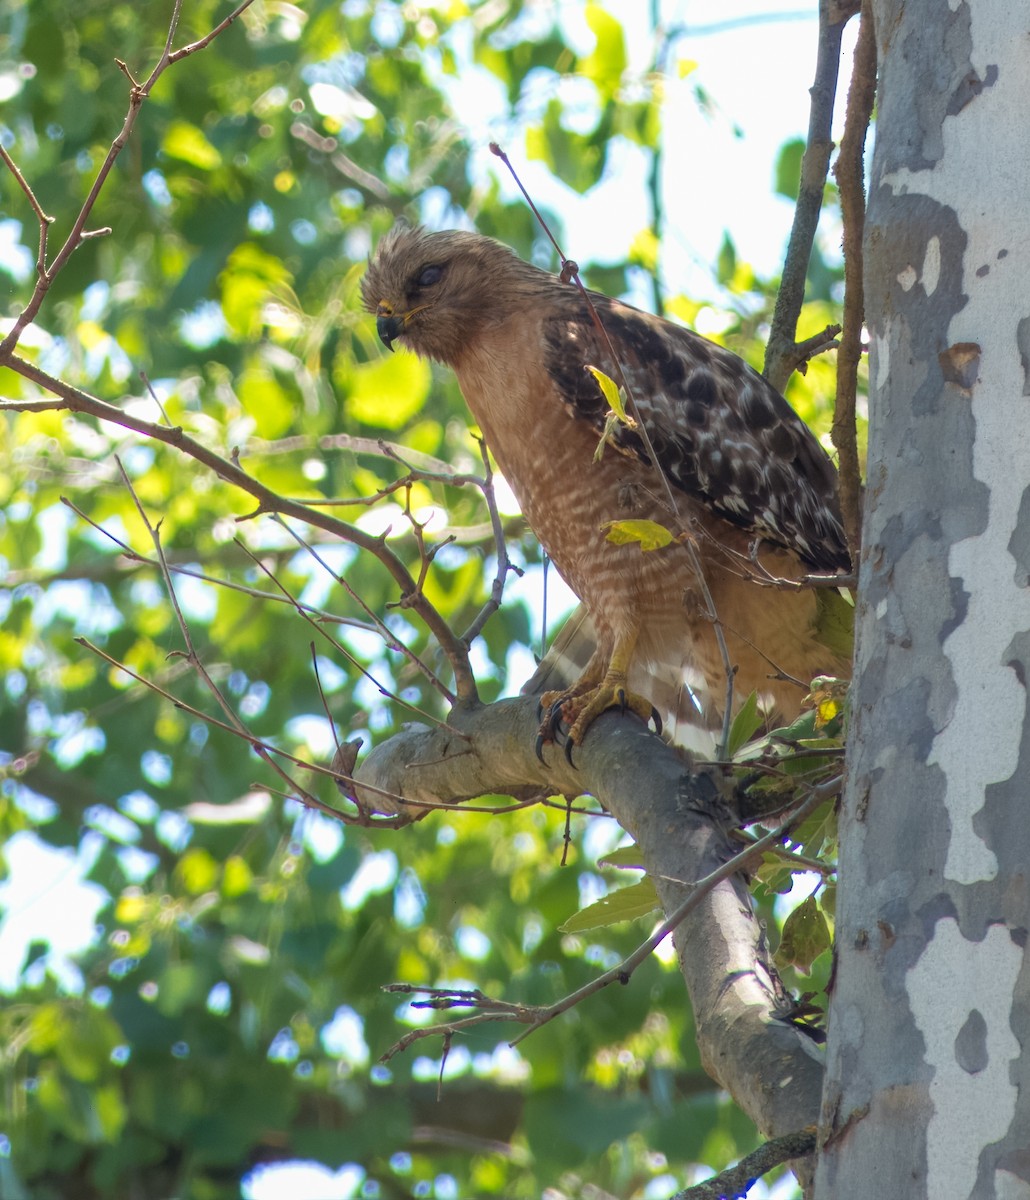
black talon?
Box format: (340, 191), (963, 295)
(547, 700), (568, 740)
(650, 706), (663, 736)
(564, 736), (577, 767)
(535, 732), (549, 764)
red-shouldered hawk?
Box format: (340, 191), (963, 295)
(361, 225), (851, 754)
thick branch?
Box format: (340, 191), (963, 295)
(353, 697), (824, 1145)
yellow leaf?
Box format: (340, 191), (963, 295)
(238, 367), (295, 439)
(629, 227), (660, 273)
(601, 518), (673, 551)
(585, 365), (628, 420)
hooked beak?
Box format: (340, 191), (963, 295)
(376, 303), (404, 352)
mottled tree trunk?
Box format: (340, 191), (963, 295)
(816, 2), (1030, 1197)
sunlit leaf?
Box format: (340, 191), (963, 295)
(343, 351), (432, 430)
(601, 518), (674, 551)
(162, 120), (223, 170)
(560, 878), (660, 932)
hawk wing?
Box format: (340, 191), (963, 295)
(541, 293), (851, 575)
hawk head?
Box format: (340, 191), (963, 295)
(361, 224), (553, 364)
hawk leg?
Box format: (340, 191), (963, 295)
(537, 630), (662, 764)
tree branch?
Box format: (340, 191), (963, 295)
(832, 1), (876, 562)
(353, 699), (825, 1146)
(669, 1128), (817, 1200)
(0, 0), (258, 360)
(0, 359), (477, 702)
(764, 0), (859, 392)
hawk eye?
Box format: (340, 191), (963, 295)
(416, 264), (443, 288)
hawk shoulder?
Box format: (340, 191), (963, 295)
(541, 293), (850, 574)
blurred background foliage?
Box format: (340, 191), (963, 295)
(0, 1), (855, 1197)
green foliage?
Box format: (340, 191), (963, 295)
(0, 4), (856, 1198)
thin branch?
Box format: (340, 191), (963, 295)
(166, 0), (255, 63)
(0, 357), (477, 701)
(461, 434), (517, 645)
(680, 536), (735, 758)
(73, 636), (420, 826)
(668, 1128), (817, 1200)
(51, 497), (381, 630)
(268, 514), (455, 705)
(113, 457), (336, 812)
(0, 143), (53, 275)
(237, 538), (460, 734)
(790, 321), (842, 375)
(764, 0), (856, 392)
(0, 0), (258, 360)
(832, 0), (876, 563)
(378, 778), (838, 1061)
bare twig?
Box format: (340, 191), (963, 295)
(379, 777), (839, 1061)
(237, 537), (461, 734)
(791, 321), (843, 375)
(832, 0), (876, 563)
(461, 434), (517, 645)
(0, 143), (53, 275)
(764, 0), (858, 392)
(73, 636), (413, 825)
(0, 358), (477, 701)
(267, 514), (455, 705)
(0, 0), (258, 361)
(681, 536), (735, 757)
(112, 456), (349, 814)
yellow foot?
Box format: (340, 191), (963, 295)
(537, 679), (662, 765)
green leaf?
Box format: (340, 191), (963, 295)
(162, 120), (223, 170)
(175, 847), (220, 895)
(774, 137), (806, 201)
(716, 232), (737, 286)
(775, 894), (831, 974)
(343, 351), (432, 430)
(725, 690), (762, 759)
(754, 855), (795, 895)
(526, 98), (606, 194)
(238, 367), (295, 439)
(560, 878), (660, 932)
(601, 518), (674, 551)
(219, 243), (293, 338)
(580, 3), (628, 102)
(814, 588), (855, 659)
(597, 844), (645, 870)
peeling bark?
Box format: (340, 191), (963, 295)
(817, 2), (1030, 1196)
